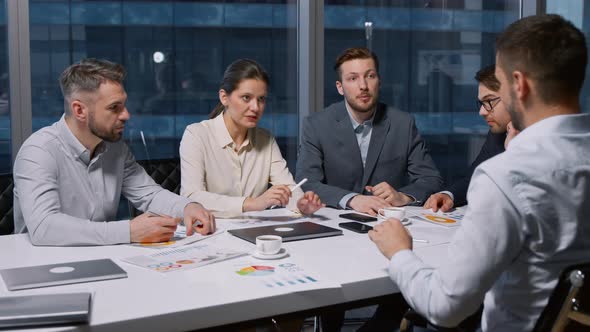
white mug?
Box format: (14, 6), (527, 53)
(255, 235), (282, 255)
(378, 207), (406, 220)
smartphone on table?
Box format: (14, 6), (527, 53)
(339, 212), (377, 222)
(339, 221), (373, 234)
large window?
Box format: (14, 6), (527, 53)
(544, 0), (590, 113)
(29, 0), (299, 168)
(324, 0), (520, 184)
(0, 0), (9, 173)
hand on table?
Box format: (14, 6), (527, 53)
(423, 193), (454, 212)
(130, 213), (179, 243)
(348, 195), (391, 216)
(296, 191), (325, 215)
(368, 218), (412, 260)
(243, 185), (291, 212)
(365, 182), (413, 206)
(184, 202), (216, 236)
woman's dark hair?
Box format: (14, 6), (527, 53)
(209, 59), (270, 119)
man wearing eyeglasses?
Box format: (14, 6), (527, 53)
(423, 65), (511, 212)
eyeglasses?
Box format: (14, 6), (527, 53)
(477, 97), (501, 112)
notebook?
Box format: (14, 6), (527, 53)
(0, 292), (91, 328)
(228, 221), (343, 244)
(0, 258), (127, 291)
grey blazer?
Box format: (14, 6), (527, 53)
(296, 101), (443, 208)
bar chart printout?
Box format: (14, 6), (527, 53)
(232, 261), (340, 293)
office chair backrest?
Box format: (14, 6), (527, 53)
(129, 158), (181, 217)
(533, 262), (590, 332)
(0, 173), (14, 235)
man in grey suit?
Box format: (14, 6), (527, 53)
(296, 47), (442, 216)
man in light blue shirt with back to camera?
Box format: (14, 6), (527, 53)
(13, 58), (216, 246)
(370, 14), (590, 331)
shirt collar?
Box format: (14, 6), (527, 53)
(56, 115), (107, 164)
(212, 112), (253, 151)
(345, 102), (375, 131)
(508, 113), (590, 150)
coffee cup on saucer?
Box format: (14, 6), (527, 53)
(255, 235), (282, 255)
(378, 207), (406, 220)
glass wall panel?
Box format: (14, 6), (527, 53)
(29, 0), (298, 169)
(324, 0), (519, 184)
(0, 0), (10, 173)
(544, 0), (590, 113)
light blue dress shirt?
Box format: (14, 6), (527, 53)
(388, 114), (590, 331)
(338, 105), (375, 208)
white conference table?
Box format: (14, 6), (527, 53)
(0, 207), (459, 331)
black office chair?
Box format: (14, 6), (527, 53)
(400, 307), (482, 332)
(129, 158), (181, 217)
(0, 173), (14, 235)
(533, 263), (590, 332)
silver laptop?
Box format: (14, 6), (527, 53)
(229, 221), (343, 243)
(0, 258), (127, 291)
(0, 292), (91, 328)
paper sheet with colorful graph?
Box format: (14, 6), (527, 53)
(122, 243), (248, 273)
(408, 209), (465, 227)
(231, 260), (340, 293)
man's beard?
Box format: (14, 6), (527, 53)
(505, 90), (525, 131)
(88, 112), (123, 143)
(345, 92), (378, 113)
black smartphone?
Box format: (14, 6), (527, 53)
(339, 212), (378, 222)
(339, 222), (373, 233)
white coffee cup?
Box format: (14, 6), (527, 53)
(255, 235), (282, 255)
(378, 207), (406, 220)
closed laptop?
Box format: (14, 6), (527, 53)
(0, 258), (127, 291)
(0, 292), (91, 328)
(229, 221), (343, 243)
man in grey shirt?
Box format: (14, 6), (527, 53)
(13, 58), (215, 246)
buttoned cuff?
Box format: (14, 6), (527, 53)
(438, 191), (455, 202)
(110, 220), (131, 244)
(339, 193), (358, 209)
(400, 193), (420, 206)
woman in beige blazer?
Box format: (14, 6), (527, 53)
(180, 59), (323, 217)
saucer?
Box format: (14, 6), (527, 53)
(378, 216), (411, 225)
(251, 248), (289, 260)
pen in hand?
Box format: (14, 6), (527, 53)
(269, 178), (308, 209)
(147, 211), (203, 229)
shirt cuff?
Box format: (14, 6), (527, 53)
(108, 220), (131, 244)
(399, 193), (420, 206)
(210, 196), (248, 218)
(339, 193), (358, 209)
(438, 191), (455, 202)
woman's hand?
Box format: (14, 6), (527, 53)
(243, 185), (291, 211)
(296, 191), (325, 215)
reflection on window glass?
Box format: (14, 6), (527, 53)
(0, 0), (10, 173)
(29, 0), (298, 169)
(324, 0), (519, 184)
(544, 0), (590, 113)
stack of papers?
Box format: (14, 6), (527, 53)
(123, 243), (247, 273)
